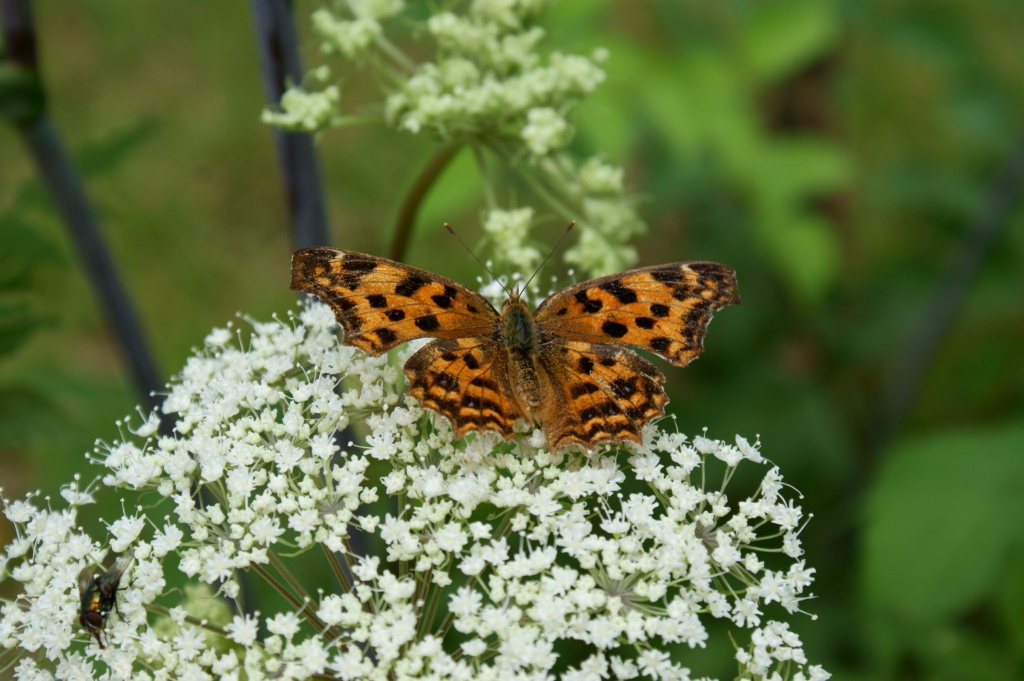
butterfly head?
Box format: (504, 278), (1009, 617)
(499, 288), (538, 353)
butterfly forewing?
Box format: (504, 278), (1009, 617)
(535, 262), (740, 367)
(291, 248), (500, 355)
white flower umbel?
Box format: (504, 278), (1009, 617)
(0, 302), (828, 680)
(269, 1), (647, 278)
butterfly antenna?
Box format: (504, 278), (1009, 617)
(444, 223), (512, 297)
(522, 221), (575, 293)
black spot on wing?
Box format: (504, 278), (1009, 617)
(570, 382), (600, 398)
(346, 259), (377, 273)
(338, 260), (378, 290)
(649, 336), (671, 354)
(635, 317), (655, 329)
(468, 397), (502, 415)
(386, 309), (405, 322)
(601, 321), (628, 338)
(367, 294), (387, 309)
(415, 315), (440, 332)
(469, 376), (499, 392)
(611, 378), (636, 399)
(433, 372), (457, 391)
(463, 353), (480, 370)
(431, 285), (458, 309)
(650, 303), (669, 318)
(578, 356), (594, 374)
(330, 296), (357, 313)
(598, 280), (638, 304)
(376, 328), (397, 345)
(396, 274), (430, 297)
(575, 290), (602, 313)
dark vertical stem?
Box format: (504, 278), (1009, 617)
(0, 0), (37, 68)
(18, 118), (165, 412)
(872, 135), (1024, 454)
(249, 0), (330, 249)
(2, 0), (165, 421)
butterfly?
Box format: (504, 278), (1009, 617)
(290, 247), (739, 451)
(78, 550), (133, 648)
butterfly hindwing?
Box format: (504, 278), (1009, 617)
(537, 341), (669, 451)
(404, 337), (526, 440)
(291, 248), (499, 356)
(534, 262), (740, 367)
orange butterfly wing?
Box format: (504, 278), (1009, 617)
(403, 337), (526, 440)
(534, 262), (740, 367)
(290, 248), (499, 355)
(529, 262), (739, 449)
(535, 342), (668, 451)
(291, 248), (528, 440)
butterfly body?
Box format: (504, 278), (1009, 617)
(291, 247), (739, 451)
(501, 294), (544, 409)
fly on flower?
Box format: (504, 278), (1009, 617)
(78, 550), (134, 648)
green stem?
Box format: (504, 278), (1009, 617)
(484, 135), (579, 221)
(375, 33), (417, 74)
(471, 142), (498, 211)
(321, 543), (353, 594)
(250, 559), (331, 636)
(145, 603), (230, 637)
(389, 142), (462, 262)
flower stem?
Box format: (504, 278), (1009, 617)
(389, 142), (462, 262)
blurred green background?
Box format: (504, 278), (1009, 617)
(2, 1), (1023, 679)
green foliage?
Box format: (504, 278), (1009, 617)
(0, 213), (58, 446)
(0, 63), (45, 126)
(740, 0), (840, 85)
(864, 424), (1024, 620)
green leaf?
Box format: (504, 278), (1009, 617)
(0, 386), (61, 446)
(998, 543), (1024, 652)
(76, 117), (159, 177)
(740, 0), (839, 85)
(0, 300), (46, 358)
(755, 209), (840, 305)
(752, 137), (850, 201)
(641, 47), (759, 163)
(863, 423), (1024, 621)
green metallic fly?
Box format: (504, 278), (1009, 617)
(77, 550), (133, 648)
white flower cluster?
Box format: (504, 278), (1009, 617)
(0, 303), (828, 681)
(384, 5), (604, 144)
(482, 206), (541, 273)
(266, 1), (649, 278)
(261, 66), (341, 133)
(312, 0), (405, 60)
